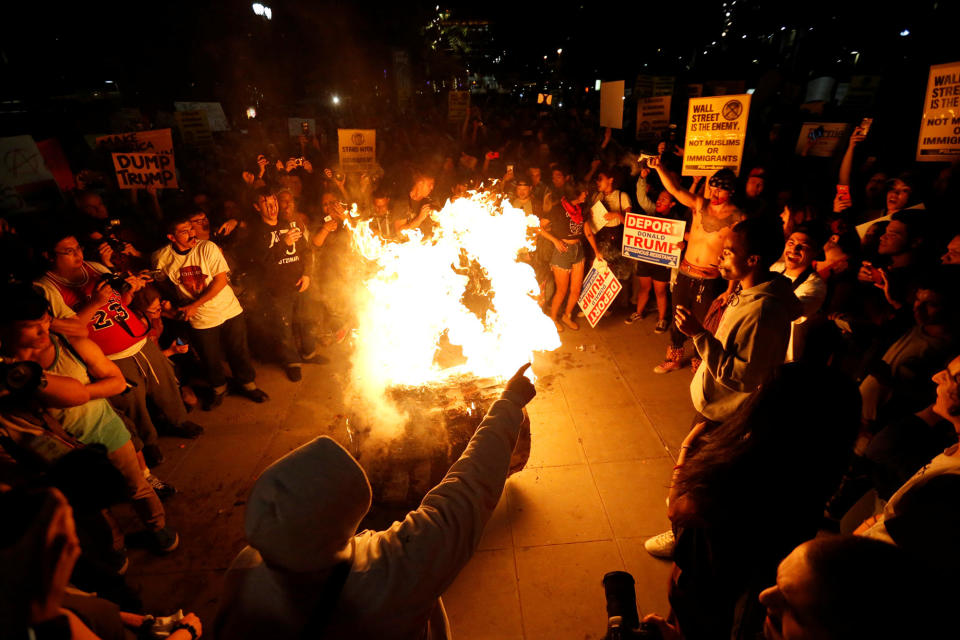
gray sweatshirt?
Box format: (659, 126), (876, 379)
(690, 274), (802, 422)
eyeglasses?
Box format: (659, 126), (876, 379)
(55, 247), (83, 256)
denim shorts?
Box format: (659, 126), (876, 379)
(549, 240), (584, 271)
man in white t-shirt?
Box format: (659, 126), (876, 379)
(153, 213), (268, 409)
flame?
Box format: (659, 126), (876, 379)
(346, 190), (561, 436)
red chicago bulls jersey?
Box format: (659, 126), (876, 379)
(39, 263), (148, 357)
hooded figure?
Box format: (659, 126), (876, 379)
(691, 274), (802, 422)
(215, 367), (535, 639)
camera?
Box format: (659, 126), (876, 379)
(100, 273), (133, 295)
(295, 157), (305, 167)
(603, 571), (662, 639)
(0, 358), (44, 401)
(101, 218), (127, 254)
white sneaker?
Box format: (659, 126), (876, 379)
(643, 530), (676, 558)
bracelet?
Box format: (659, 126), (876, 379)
(171, 622), (198, 640)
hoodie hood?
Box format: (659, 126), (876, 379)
(737, 273), (803, 322)
(245, 436), (372, 572)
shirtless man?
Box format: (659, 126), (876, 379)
(648, 158), (744, 373)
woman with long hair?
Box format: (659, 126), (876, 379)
(653, 362), (861, 639)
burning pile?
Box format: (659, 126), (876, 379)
(347, 190), (561, 439)
(329, 190), (560, 508)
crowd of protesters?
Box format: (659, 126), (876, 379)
(1, 90), (958, 639)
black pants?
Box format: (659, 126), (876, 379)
(670, 272), (724, 349)
(266, 289), (317, 365)
(190, 313), (256, 389)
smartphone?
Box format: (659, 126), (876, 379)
(176, 337), (186, 346)
(836, 184), (851, 202)
(323, 215), (333, 223)
(506, 164), (514, 173)
(490, 151), (500, 159)
(859, 117), (873, 136)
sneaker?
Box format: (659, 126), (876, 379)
(164, 421), (203, 439)
(655, 318), (670, 333)
(142, 444), (164, 468)
(147, 474), (177, 501)
(239, 387), (269, 403)
(202, 389), (227, 411)
(149, 527), (179, 554)
(624, 311), (644, 325)
(644, 530), (676, 558)
(285, 365), (303, 382)
(653, 359), (682, 374)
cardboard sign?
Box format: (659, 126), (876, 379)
(600, 80), (625, 129)
(96, 129), (174, 155)
(636, 95), (672, 141)
(794, 123), (850, 158)
(621, 213), (685, 268)
(174, 101), (229, 131)
(0, 135), (62, 213)
(916, 60), (960, 162)
(288, 117), (316, 138)
(682, 94), (751, 176)
(448, 91), (470, 123)
(110, 152), (177, 189)
(577, 261), (622, 328)
(97, 129), (177, 190)
(337, 129), (376, 172)
(174, 110), (213, 146)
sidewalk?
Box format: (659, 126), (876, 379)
(121, 310), (696, 638)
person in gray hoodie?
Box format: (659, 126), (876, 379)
(214, 364), (536, 639)
(644, 217), (803, 560)
(677, 216), (802, 426)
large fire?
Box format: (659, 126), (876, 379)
(346, 190), (561, 437)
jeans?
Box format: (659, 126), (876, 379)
(670, 273), (724, 349)
(190, 313), (257, 390)
(265, 289), (317, 365)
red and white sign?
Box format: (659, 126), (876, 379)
(578, 260), (622, 328)
(621, 213), (685, 268)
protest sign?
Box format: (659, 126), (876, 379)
(174, 101), (229, 131)
(621, 212), (686, 268)
(578, 260), (622, 328)
(174, 110), (214, 146)
(97, 129), (177, 190)
(794, 123), (850, 158)
(589, 199), (609, 233)
(687, 84), (704, 98)
(36, 139), (75, 191)
(636, 95), (672, 141)
(0, 135), (61, 213)
(682, 94), (751, 176)
(448, 91), (470, 123)
(111, 152), (177, 189)
(916, 60), (960, 162)
(804, 77), (836, 103)
(96, 129), (174, 156)
(288, 117), (317, 138)
(840, 75), (881, 110)
(634, 75), (674, 98)
(337, 129), (376, 172)
(600, 80), (625, 129)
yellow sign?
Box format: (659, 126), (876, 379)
(916, 60), (960, 162)
(337, 129), (376, 172)
(682, 94), (751, 176)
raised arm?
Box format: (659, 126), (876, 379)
(648, 157), (701, 211)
